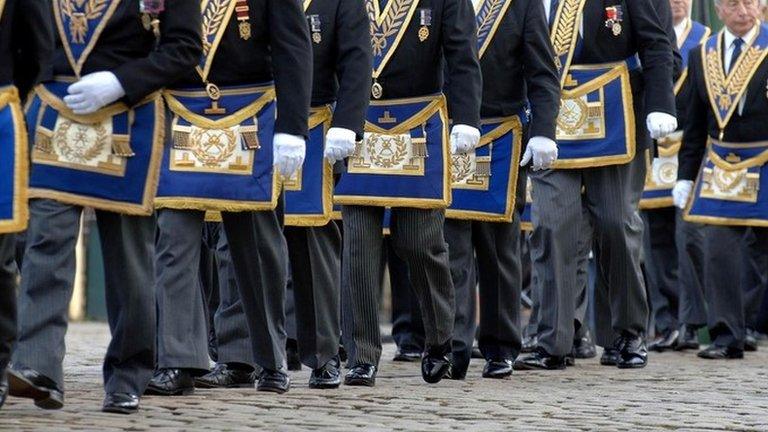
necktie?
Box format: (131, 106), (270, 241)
(728, 38), (744, 74)
(549, 0), (559, 30)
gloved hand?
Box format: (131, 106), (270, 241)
(450, 124), (480, 155)
(324, 127), (357, 163)
(672, 180), (694, 209)
(646, 112), (678, 140)
(520, 136), (559, 171)
(273, 133), (306, 178)
(64, 72), (125, 115)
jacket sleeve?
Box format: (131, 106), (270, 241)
(441, 0), (482, 128)
(627, 0), (676, 116)
(653, 0), (682, 81)
(523, 0), (560, 140)
(12, 0), (55, 98)
(268, 0), (313, 137)
(678, 48), (707, 181)
(113, 0), (203, 106)
(331, 0), (373, 139)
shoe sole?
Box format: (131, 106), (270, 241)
(617, 362), (647, 369)
(308, 381), (341, 390)
(194, 381), (254, 389)
(344, 378), (375, 387)
(482, 372), (513, 379)
(256, 385), (289, 394)
(7, 372), (63, 410)
(392, 356), (421, 363)
(144, 387), (194, 396)
(102, 406), (138, 415)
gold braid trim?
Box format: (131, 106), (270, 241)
(163, 88), (276, 129)
(708, 148), (768, 171)
(365, 96), (446, 135)
(35, 84), (160, 124)
(0, 86), (29, 234)
(475, 0), (514, 59)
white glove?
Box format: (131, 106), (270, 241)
(520, 136), (559, 171)
(672, 180), (694, 209)
(64, 72), (125, 115)
(450, 124), (480, 155)
(324, 127), (356, 163)
(273, 133), (306, 178)
(646, 112), (678, 140)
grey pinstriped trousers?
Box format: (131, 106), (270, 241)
(341, 205), (455, 367)
(531, 153), (648, 355)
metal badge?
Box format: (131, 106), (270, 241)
(418, 8), (432, 42)
(309, 15), (322, 44)
(604, 6), (623, 37)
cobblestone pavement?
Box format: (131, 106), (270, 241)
(1, 322), (767, 431)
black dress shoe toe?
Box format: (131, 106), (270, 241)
(8, 366), (64, 409)
(257, 369), (290, 393)
(450, 351), (470, 381)
(675, 325), (700, 351)
(648, 329), (680, 353)
(615, 334), (648, 369)
(145, 368), (195, 396)
(572, 330), (597, 359)
(309, 357), (341, 389)
(421, 343), (452, 384)
(393, 349), (422, 362)
(600, 348), (619, 366)
(697, 345), (744, 360)
(565, 353), (576, 367)
(513, 348), (566, 371)
(102, 393), (140, 415)
(482, 359), (513, 379)
(195, 363), (255, 389)
(344, 364), (376, 387)
(0, 371), (8, 410)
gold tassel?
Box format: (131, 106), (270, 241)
(172, 130), (191, 150)
(241, 130), (260, 150)
(112, 135), (135, 157)
(35, 130), (53, 154)
(476, 160), (491, 176)
(412, 138), (428, 158)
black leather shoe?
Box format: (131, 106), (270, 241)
(572, 330), (597, 359)
(102, 392), (140, 415)
(195, 363), (255, 389)
(615, 334), (648, 369)
(309, 357), (341, 389)
(0, 370), (8, 410)
(482, 359), (513, 379)
(600, 348), (619, 366)
(697, 345), (744, 359)
(286, 339), (302, 372)
(450, 351), (470, 381)
(8, 366), (64, 409)
(393, 349), (421, 362)
(745, 329), (759, 352)
(565, 352), (576, 367)
(344, 364), (376, 387)
(675, 325), (700, 351)
(257, 369), (290, 393)
(421, 343), (452, 384)
(513, 348), (566, 370)
(648, 328), (680, 353)
(145, 368), (195, 396)
(521, 335), (538, 353)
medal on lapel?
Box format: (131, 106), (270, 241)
(140, 0), (164, 37)
(604, 6), (623, 37)
(418, 8), (432, 42)
(309, 15), (322, 44)
(235, 0), (251, 40)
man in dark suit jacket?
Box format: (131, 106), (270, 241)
(0, 0), (53, 410)
(675, 0), (768, 360)
(444, 0), (560, 380)
(10, 0), (202, 414)
(149, 0), (313, 396)
(516, 0), (677, 371)
(339, 0), (482, 387)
